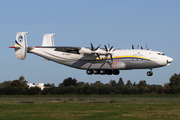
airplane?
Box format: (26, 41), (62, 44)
(9, 32), (173, 76)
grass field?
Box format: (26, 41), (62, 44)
(0, 95), (180, 120)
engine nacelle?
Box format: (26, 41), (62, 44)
(79, 47), (92, 54)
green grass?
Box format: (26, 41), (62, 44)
(0, 95), (180, 120)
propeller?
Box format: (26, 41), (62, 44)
(104, 44), (116, 62)
(90, 43), (101, 59)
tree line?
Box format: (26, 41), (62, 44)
(0, 73), (180, 95)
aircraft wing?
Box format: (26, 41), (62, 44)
(33, 46), (81, 54)
(33, 46), (107, 55)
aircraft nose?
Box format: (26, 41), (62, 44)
(167, 57), (173, 63)
(166, 57), (173, 66)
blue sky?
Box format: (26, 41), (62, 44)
(1, 0), (180, 86)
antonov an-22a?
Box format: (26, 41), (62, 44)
(9, 32), (173, 76)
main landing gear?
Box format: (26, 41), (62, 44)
(87, 69), (153, 76)
(147, 69), (153, 76)
(86, 69), (120, 75)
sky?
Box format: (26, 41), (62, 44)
(1, 0), (180, 86)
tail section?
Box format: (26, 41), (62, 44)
(42, 33), (55, 46)
(10, 32), (55, 60)
(13, 32), (28, 60)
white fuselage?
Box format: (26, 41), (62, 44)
(28, 47), (173, 70)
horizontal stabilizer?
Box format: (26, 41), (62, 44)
(8, 46), (21, 48)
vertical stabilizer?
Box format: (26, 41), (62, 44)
(42, 33), (56, 46)
(15, 32), (29, 60)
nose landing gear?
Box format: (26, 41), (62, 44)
(147, 69), (153, 76)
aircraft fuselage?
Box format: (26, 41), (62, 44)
(28, 47), (173, 71)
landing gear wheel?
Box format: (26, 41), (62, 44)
(100, 70), (105, 75)
(93, 69), (99, 75)
(147, 71), (153, 76)
(106, 70), (112, 75)
(113, 70), (120, 75)
(86, 70), (93, 75)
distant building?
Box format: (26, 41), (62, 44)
(27, 83), (45, 90)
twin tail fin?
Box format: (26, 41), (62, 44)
(42, 33), (56, 46)
(12, 32), (29, 60)
(9, 32), (56, 60)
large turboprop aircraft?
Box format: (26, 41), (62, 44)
(9, 32), (173, 76)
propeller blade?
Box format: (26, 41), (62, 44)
(146, 44), (149, 50)
(108, 43), (110, 48)
(132, 44), (134, 49)
(96, 53), (100, 59)
(110, 54), (113, 62)
(112, 49), (116, 52)
(109, 46), (113, 51)
(104, 45), (108, 52)
(90, 43), (94, 51)
(95, 44), (101, 50)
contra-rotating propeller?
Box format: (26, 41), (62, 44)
(90, 43), (101, 59)
(104, 44), (116, 62)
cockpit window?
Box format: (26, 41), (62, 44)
(157, 53), (165, 56)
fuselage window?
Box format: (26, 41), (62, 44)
(157, 53), (165, 56)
